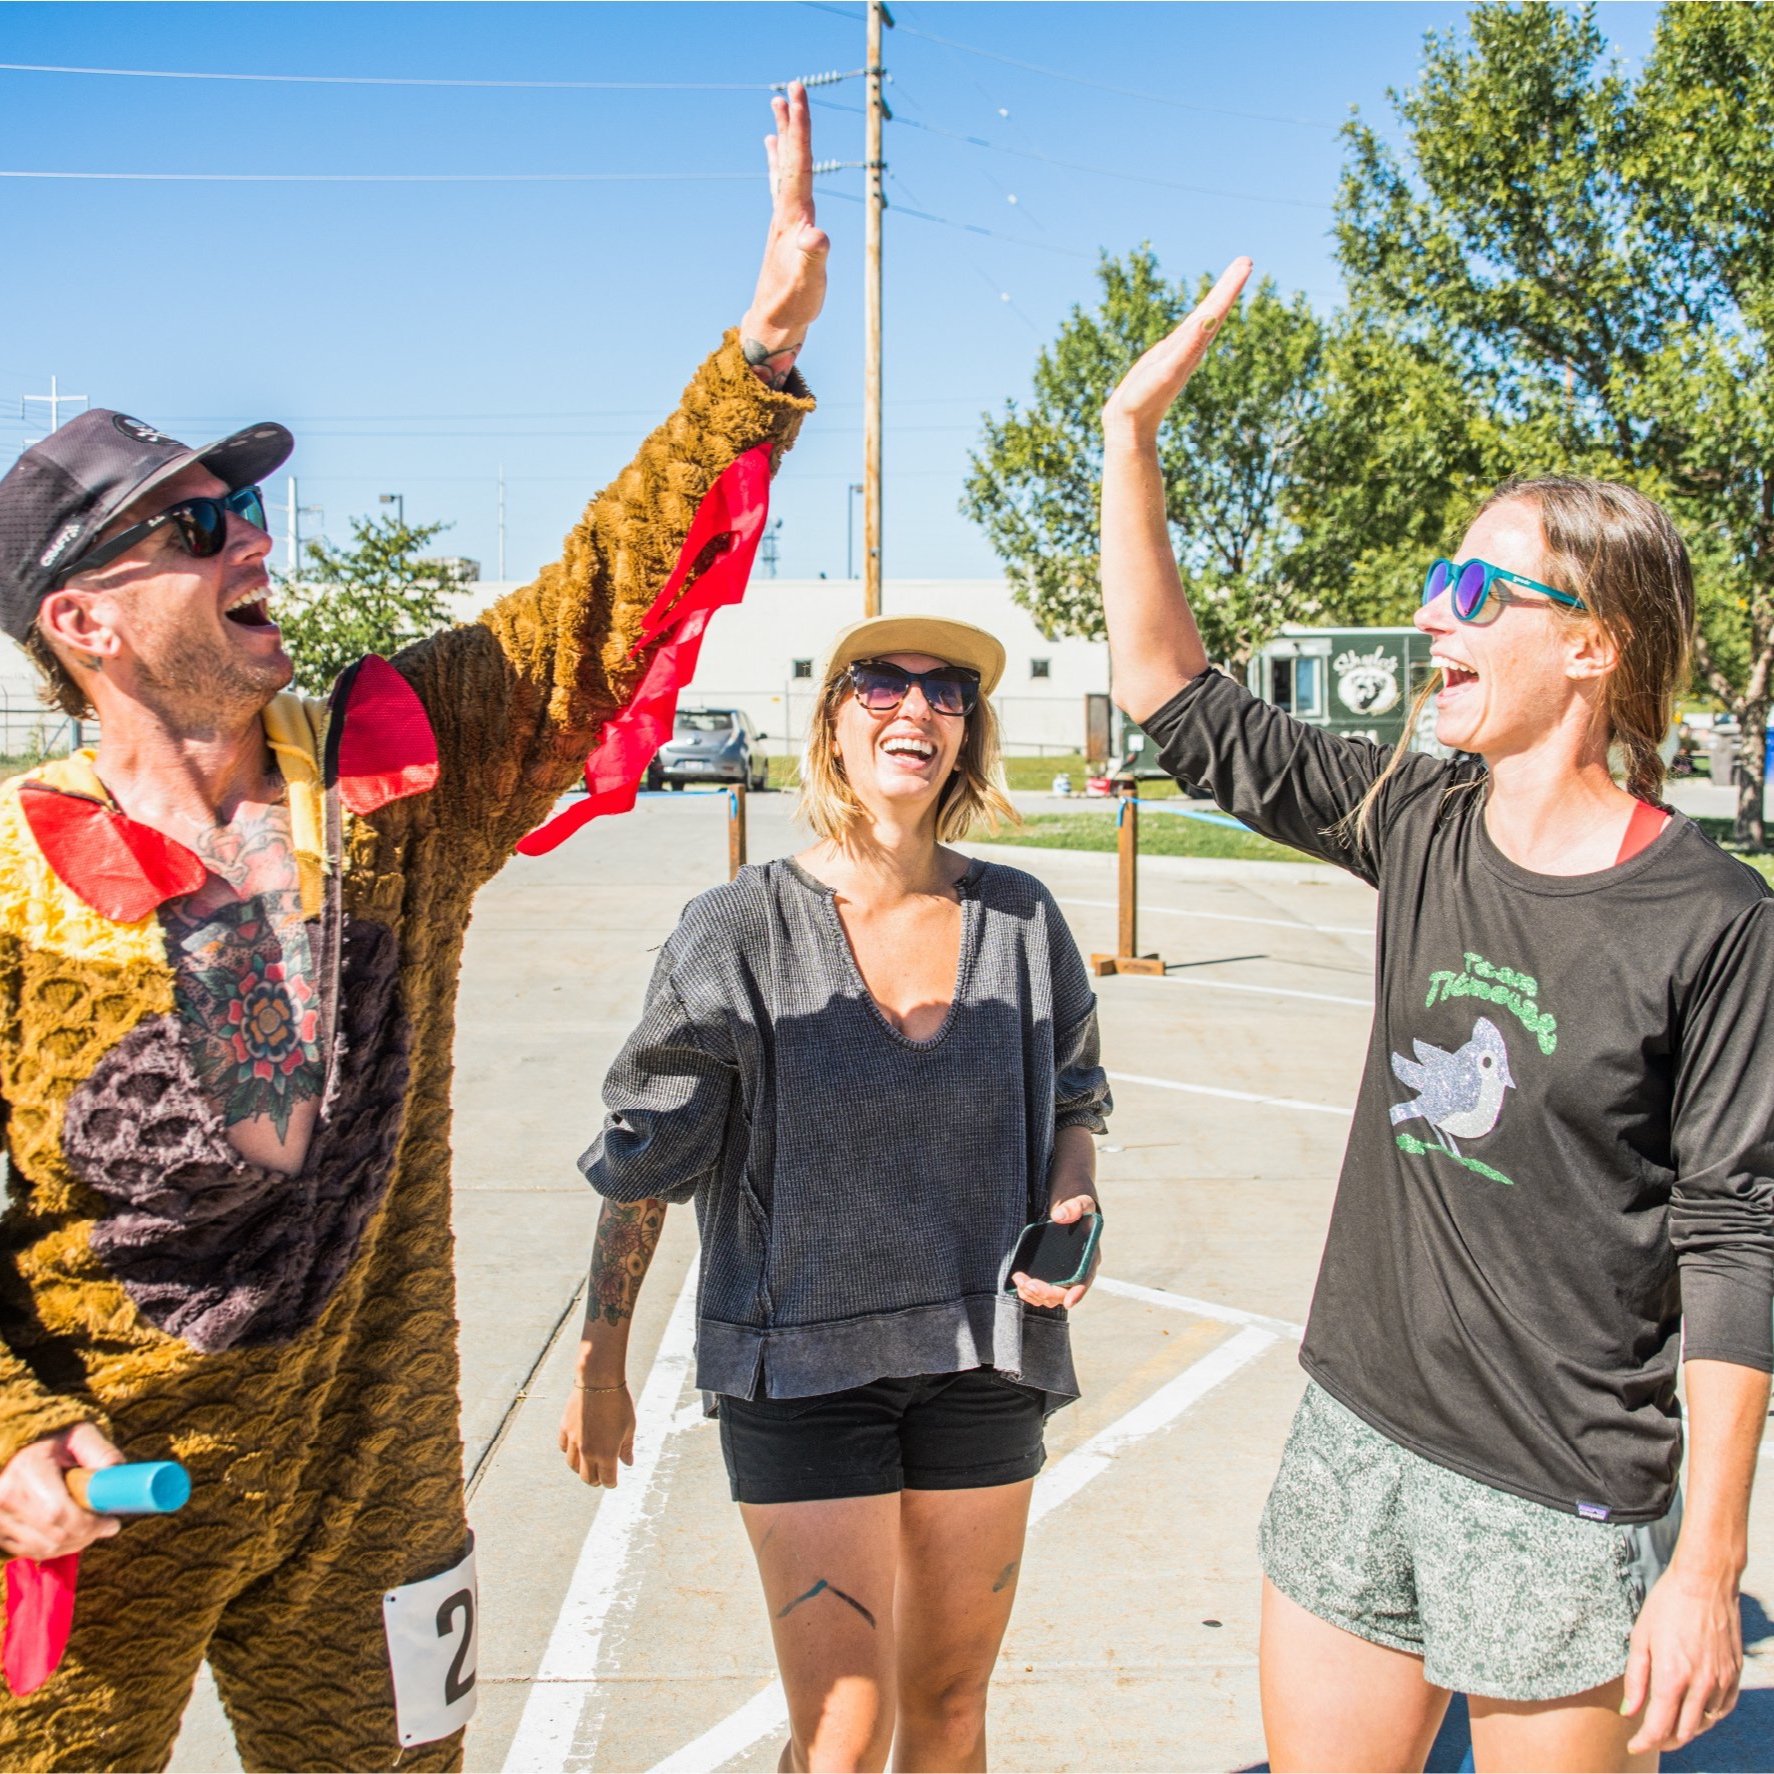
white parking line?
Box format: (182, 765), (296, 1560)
(1092, 1275), (1304, 1341)
(1056, 896), (1373, 939)
(1107, 1071), (1351, 1118)
(1149, 975), (1371, 1009)
(501, 1264), (699, 1774)
(645, 1324), (1279, 1774)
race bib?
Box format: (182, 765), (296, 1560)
(382, 1540), (478, 1748)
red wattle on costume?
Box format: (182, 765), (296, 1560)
(16, 785), (207, 925)
(516, 445), (773, 856)
(4, 1553), (80, 1695)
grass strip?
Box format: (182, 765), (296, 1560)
(978, 812), (1314, 866)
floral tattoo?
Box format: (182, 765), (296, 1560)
(160, 798), (324, 1142)
(589, 1198), (667, 1327)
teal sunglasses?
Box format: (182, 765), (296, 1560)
(1423, 557), (1586, 623)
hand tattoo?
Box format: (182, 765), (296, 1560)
(589, 1198), (667, 1326)
(741, 334), (803, 391)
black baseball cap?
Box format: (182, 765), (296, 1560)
(0, 408), (293, 641)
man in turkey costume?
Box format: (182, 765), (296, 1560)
(0, 86), (825, 1774)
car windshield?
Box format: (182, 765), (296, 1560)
(676, 711), (735, 734)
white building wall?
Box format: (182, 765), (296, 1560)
(1, 576), (1109, 763)
(455, 577), (1110, 758)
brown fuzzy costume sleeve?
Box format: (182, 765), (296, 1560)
(389, 333), (813, 878)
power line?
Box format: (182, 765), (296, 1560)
(0, 169), (758, 184)
(893, 114), (1333, 212)
(894, 21), (1339, 132)
(144, 395), (996, 426)
(825, 183), (1091, 260)
(0, 60), (777, 92)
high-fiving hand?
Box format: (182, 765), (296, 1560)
(1102, 256), (1252, 444)
(740, 82), (830, 387)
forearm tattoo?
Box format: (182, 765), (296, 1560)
(741, 334), (803, 391)
(589, 1198), (667, 1326)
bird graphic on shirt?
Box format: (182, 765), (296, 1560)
(1389, 1016), (1515, 1154)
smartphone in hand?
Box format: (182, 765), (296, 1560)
(1004, 1213), (1103, 1291)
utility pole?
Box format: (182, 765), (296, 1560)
(863, 0), (892, 618)
(497, 465), (506, 580)
(21, 375), (88, 435)
(279, 477), (321, 580)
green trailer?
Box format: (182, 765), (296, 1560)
(1112, 624), (1444, 781)
(1245, 624), (1441, 751)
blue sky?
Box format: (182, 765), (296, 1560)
(1, 3), (1660, 584)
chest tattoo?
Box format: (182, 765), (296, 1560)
(159, 800), (324, 1146)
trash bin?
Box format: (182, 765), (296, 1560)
(1709, 732), (1739, 787)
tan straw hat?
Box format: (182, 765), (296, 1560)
(820, 614), (1007, 696)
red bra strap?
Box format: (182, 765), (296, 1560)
(1616, 799), (1670, 865)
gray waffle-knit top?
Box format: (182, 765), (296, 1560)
(580, 855), (1111, 1403)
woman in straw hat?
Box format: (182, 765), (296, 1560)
(560, 615), (1110, 1771)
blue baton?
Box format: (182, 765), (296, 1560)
(65, 1461), (191, 1515)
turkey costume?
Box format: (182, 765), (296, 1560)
(0, 336), (810, 1770)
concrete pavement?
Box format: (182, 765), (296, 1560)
(170, 788), (1773, 1773)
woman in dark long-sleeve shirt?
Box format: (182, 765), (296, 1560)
(1100, 259), (1772, 1772)
(558, 614), (1109, 1773)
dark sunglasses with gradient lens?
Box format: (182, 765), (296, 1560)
(56, 484), (269, 583)
(847, 658), (981, 718)
(1422, 556), (1586, 623)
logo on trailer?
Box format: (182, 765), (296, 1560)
(1334, 646), (1401, 716)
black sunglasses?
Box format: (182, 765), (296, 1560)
(847, 658), (980, 717)
(55, 484), (268, 583)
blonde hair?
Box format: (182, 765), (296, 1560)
(796, 661), (1019, 843)
(1344, 477), (1694, 840)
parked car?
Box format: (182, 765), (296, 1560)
(646, 707), (769, 791)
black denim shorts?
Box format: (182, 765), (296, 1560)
(717, 1368), (1048, 1504)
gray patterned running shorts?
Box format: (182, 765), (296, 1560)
(1259, 1382), (1682, 1701)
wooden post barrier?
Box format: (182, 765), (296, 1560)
(1090, 780), (1164, 977)
(727, 784), (747, 880)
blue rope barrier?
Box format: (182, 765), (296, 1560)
(1130, 797), (1248, 831)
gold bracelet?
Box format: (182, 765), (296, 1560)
(573, 1380), (628, 1392)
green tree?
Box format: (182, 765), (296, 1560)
(276, 514), (464, 693)
(1631, 4), (1774, 845)
(1284, 319), (1509, 629)
(964, 249), (1324, 665)
(1334, 2), (1774, 843)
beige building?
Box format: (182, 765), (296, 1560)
(3, 576), (1114, 764)
(457, 576), (1113, 759)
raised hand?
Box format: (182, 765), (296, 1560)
(1099, 254), (1253, 716)
(1102, 256), (1252, 444)
(741, 82), (831, 387)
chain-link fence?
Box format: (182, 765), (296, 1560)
(0, 686), (87, 769)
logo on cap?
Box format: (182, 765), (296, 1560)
(38, 523), (83, 570)
(112, 415), (168, 446)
